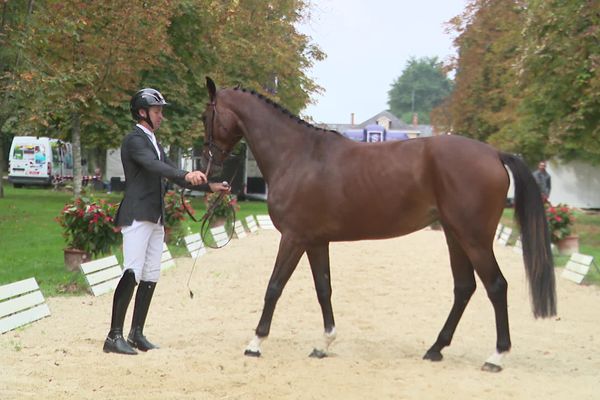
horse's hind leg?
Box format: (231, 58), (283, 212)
(244, 234), (305, 357)
(424, 229), (477, 362)
(306, 244), (336, 358)
(467, 247), (510, 372)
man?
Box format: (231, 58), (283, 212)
(532, 161), (551, 203)
(103, 88), (229, 355)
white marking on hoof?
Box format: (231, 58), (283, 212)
(482, 350), (506, 372)
(311, 327), (337, 357)
(245, 335), (264, 356)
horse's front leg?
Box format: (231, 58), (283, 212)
(306, 243), (336, 358)
(244, 234), (305, 357)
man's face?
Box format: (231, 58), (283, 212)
(539, 162), (546, 170)
(141, 106), (164, 131)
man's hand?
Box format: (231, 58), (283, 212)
(209, 181), (231, 193)
(185, 170), (207, 186)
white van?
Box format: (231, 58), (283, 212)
(8, 136), (73, 187)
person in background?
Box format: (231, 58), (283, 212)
(103, 88), (229, 355)
(532, 161), (551, 203)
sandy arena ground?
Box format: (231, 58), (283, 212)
(1, 229), (599, 399)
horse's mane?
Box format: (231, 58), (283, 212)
(232, 87), (342, 137)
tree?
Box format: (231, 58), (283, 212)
(388, 57), (453, 125)
(0, 0), (35, 198)
(15, 0), (175, 196)
(432, 0), (599, 164)
(512, 0), (600, 163)
(431, 0), (524, 142)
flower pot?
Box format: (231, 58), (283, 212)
(213, 217), (227, 227)
(64, 248), (90, 272)
(164, 227), (172, 244)
(557, 235), (579, 256)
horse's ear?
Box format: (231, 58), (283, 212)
(206, 76), (216, 102)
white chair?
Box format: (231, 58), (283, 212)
(497, 226), (512, 246)
(161, 242), (176, 271)
(184, 233), (207, 259)
(513, 238), (522, 254)
(496, 223), (504, 239)
(245, 215), (258, 233)
(561, 253), (597, 284)
(80, 255), (122, 296)
(210, 225), (230, 248)
(0, 277), (51, 334)
(256, 214), (276, 230)
(234, 220), (247, 239)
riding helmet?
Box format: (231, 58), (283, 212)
(130, 88), (168, 121)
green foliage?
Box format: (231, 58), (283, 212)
(388, 57), (453, 125)
(432, 0), (523, 142)
(433, 0), (599, 164)
(55, 196), (121, 257)
(204, 192), (240, 218)
(514, 0), (600, 163)
(2, 0), (324, 169)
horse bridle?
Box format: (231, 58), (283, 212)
(180, 99), (241, 225)
(202, 101), (231, 178)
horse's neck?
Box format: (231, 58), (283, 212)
(232, 97), (310, 182)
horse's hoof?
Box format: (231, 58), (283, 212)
(244, 349), (261, 357)
(309, 348), (328, 359)
(481, 362), (503, 373)
(423, 350), (443, 362)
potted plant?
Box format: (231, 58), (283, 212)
(203, 192), (240, 226)
(164, 190), (193, 244)
(56, 196), (121, 271)
(545, 203), (578, 255)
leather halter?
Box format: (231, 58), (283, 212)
(202, 101), (230, 177)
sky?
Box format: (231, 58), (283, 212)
(298, 0), (469, 124)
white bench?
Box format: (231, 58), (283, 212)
(561, 253), (597, 284)
(210, 225), (230, 248)
(256, 214), (276, 230)
(184, 233), (207, 259)
(496, 223), (504, 239)
(0, 278), (51, 334)
(513, 238), (522, 254)
(234, 220), (247, 239)
(80, 255), (122, 296)
(161, 242), (176, 271)
(497, 226), (512, 246)
(245, 215), (258, 233)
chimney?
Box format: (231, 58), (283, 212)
(351, 113), (355, 126)
(412, 113), (418, 127)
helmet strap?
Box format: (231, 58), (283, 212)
(140, 108), (154, 130)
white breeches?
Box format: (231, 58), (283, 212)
(121, 220), (164, 283)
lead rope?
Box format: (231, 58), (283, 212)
(185, 162), (241, 299)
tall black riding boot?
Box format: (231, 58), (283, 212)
(127, 281), (159, 351)
(103, 269), (138, 355)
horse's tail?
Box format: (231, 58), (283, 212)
(500, 152), (556, 318)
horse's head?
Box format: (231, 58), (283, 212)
(200, 77), (244, 177)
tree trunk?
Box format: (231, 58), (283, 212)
(0, 139), (4, 198)
(71, 111), (83, 196)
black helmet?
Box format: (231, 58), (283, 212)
(130, 88), (168, 122)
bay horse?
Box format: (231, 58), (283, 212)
(200, 77), (556, 372)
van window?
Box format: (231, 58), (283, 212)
(51, 142), (61, 164)
(12, 144), (35, 161)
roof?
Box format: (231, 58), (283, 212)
(321, 110), (433, 137)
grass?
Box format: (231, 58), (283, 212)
(0, 185), (267, 296)
(2, 185), (598, 296)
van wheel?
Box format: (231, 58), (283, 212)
(13, 183), (23, 188)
